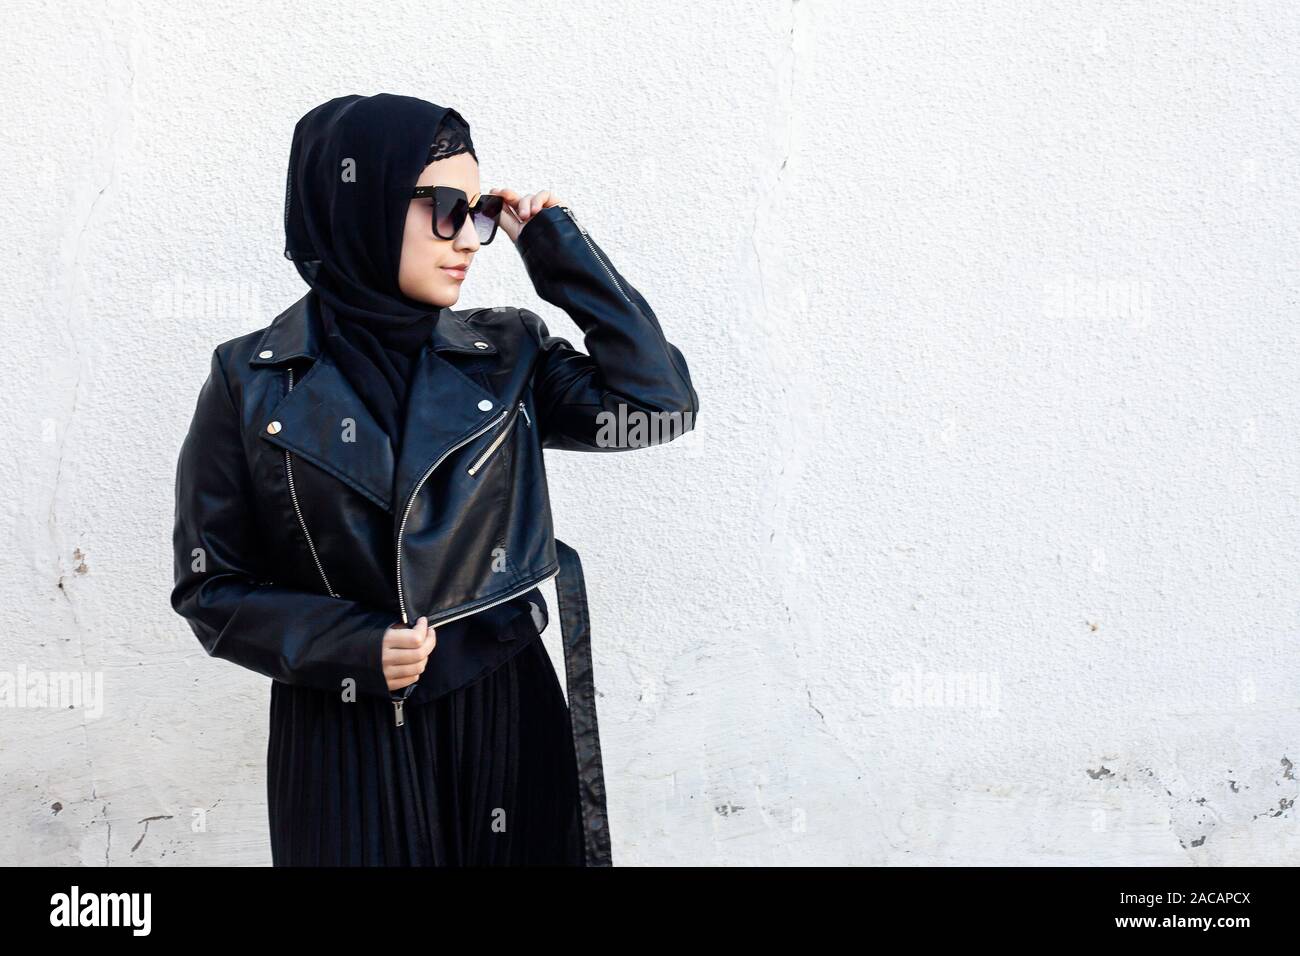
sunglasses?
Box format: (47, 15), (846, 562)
(410, 185), (506, 243)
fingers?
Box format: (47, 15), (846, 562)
(383, 616), (438, 666)
(386, 616), (428, 647)
(531, 191), (554, 218)
(381, 614), (442, 689)
(387, 673), (420, 692)
(386, 657), (428, 680)
(490, 186), (523, 221)
(488, 188), (562, 225)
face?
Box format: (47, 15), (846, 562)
(397, 151), (481, 306)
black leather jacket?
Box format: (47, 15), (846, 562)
(170, 203), (699, 742)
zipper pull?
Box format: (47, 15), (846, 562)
(518, 401), (531, 427)
(560, 205), (587, 236)
(393, 697), (405, 727)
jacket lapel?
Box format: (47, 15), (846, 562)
(251, 292), (502, 515)
(393, 344), (502, 517)
(262, 354), (397, 511)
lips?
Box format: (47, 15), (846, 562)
(441, 264), (469, 279)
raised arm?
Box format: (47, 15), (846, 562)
(514, 203), (699, 452)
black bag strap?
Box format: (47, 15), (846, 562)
(553, 537), (613, 867)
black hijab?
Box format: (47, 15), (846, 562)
(282, 93), (478, 446)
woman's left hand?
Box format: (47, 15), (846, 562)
(488, 188), (565, 244)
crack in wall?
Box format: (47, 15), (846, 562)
(46, 1), (139, 866)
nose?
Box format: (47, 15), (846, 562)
(454, 214), (481, 252)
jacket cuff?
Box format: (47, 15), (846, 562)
(362, 616), (397, 699)
(514, 204), (574, 270)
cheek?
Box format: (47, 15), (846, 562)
(399, 241), (453, 296)
(400, 226), (433, 275)
(403, 212), (425, 252)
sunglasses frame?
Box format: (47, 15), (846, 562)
(410, 184), (505, 244)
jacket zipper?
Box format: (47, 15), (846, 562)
(466, 400), (530, 476)
(388, 563), (561, 727)
(390, 398), (546, 728)
(560, 205), (632, 303)
(396, 403), (509, 626)
(284, 368), (337, 597)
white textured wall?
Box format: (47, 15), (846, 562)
(2, 0), (1298, 865)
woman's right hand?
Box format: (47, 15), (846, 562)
(381, 616), (437, 692)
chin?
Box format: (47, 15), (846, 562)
(408, 285), (458, 308)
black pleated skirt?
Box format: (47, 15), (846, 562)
(266, 635), (585, 866)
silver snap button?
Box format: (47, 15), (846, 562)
(477, 399), (493, 412)
(473, 341), (489, 350)
(258, 349), (274, 359)
(267, 421), (282, 434)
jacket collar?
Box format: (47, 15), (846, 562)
(252, 292), (504, 516)
(248, 291), (498, 367)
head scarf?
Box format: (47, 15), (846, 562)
(283, 93), (478, 445)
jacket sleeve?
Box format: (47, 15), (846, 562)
(514, 203), (699, 452)
(170, 347), (396, 699)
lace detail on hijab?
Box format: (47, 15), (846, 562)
(427, 113), (477, 164)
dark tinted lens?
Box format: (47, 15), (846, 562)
(433, 187), (468, 239)
(472, 195), (504, 243)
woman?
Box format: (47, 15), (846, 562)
(170, 93), (699, 866)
